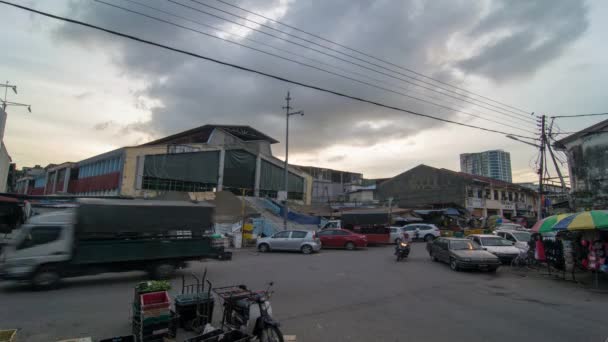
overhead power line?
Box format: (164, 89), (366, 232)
(212, 0), (533, 117)
(551, 112), (608, 118)
(170, 0), (537, 125)
(0, 0), (537, 141)
(96, 0), (535, 134)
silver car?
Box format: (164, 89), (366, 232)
(257, 230), (321, 254)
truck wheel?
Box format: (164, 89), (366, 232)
(345, 242), (356, 250)
(151, 263), (176, 280)
(31, 266), (61, 290)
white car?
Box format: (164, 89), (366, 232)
(494, 230), (531, 251)
(389, 227), (411, 244)
(496, 223), (529, 231)
(402, 224), (441, 242)
(467, 234), (521, 263)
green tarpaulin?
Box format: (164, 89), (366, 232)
(260, 160), (304, 193)
(223, 149), (256, 189)
(143, 151), (219, 184)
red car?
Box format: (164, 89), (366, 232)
(317, 229), (367, 250)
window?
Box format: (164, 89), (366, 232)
(333, 230), (350, 236)
(404, 225), (418, 231)
(504, 233), (516, 242)
(493, 190), (498, 200)
(273, 231), (290, 238)
(508, 192), (513, 201)
(317, 230), (333, 237)
(477, 189), (483, 198)
(324, 222), (338, 229)
(467, 189), (473, 197)
(291, 231), (307, 239)
(390, 228), (398, 233)
(17, 226), (62, 250)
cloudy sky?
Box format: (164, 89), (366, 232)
(1, 0), (607, 181)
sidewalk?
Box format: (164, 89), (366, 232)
(506, 265), (608, 292)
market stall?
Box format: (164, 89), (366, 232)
(531, 211), (608, 286)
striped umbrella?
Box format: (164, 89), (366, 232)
(531, 213), (573, 233)
(552, 210), (608, 231)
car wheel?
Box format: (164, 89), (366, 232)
(259, 243), (270, 253)
(31, 266), (61, 290)
(424, 234), (434, 242)
(394, 238), (402, 245)
(301, 245), (313, 254)
(450, 259), (459, 271)
(345, 241), (356, 250)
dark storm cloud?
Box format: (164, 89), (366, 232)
(54, 0), (588, 154)
(456, 1), (589, 81)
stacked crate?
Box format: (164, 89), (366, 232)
(133, 290), (172, 342)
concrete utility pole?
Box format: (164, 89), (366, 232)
(282, 91), (303, 230)
(537, 114), (546, 221)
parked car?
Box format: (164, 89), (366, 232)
(467, 234), (520, 263)
(389, 227), (410, 244)
(402, 223), (440, 242)
(427, 237), (501, 272)
(496, 223), (529, 231)
(257, 230), (321, 254)
(317, 229), (367, 250)
(494, 230), (532, 251)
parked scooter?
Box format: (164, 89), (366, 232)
(213, 282), (283, 342)
(395, 241), (411, 261)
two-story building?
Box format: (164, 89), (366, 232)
(377, 164), (538, 218)
(13, 125), (313, 204)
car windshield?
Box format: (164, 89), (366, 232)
(480, 237), (512, 246)
(512, 232), (531, 241)
(450, 240), (481, 250)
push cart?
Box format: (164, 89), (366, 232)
(175, 269), (214, 333)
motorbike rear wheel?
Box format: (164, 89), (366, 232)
(260, 326), (284, 342)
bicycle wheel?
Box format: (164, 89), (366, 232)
(260, 326), (284, 342)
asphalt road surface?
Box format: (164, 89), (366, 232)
(1, 243), (606, 341)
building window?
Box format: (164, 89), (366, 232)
(508, 192), (513, 201)
(477, 189), (483, 198)
(493, 190), (498, 200)
(142, 176), (215, 192)
(467, 188), (473, 197)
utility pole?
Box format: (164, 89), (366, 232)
(282, 91), (303, 230)
(537, 114), (546, 221)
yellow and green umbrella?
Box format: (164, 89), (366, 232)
(531, 213), (573, 233)
(552, 210), (608, 231)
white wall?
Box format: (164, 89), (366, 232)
(0, 143), (11, 192)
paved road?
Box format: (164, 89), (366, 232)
(1, 243), (606, 341)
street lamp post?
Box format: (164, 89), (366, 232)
(282, 91), (303, 230)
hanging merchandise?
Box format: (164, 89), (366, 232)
(562, 240), (574, 273)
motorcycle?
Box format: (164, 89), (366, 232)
(214, 282), (284, 342)
(395, 241), (410, 261)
